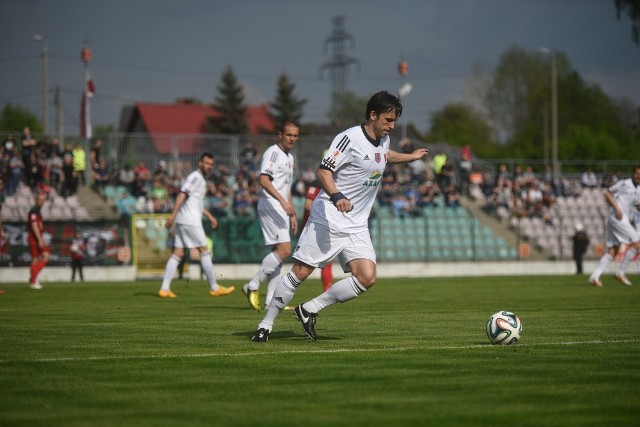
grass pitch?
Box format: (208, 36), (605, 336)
(0, 274), (639, 427)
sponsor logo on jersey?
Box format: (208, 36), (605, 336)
(364, 155), (370, 160)
(363, 170), (383, 187)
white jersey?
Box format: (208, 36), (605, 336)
(608, 178), (640, 220)
(310, 124), (389, 233)
(259, 144), (294, 201)
(175, 169), (207, 225)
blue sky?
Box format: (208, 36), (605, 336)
(1, 0), (638, 134)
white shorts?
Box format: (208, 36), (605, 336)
(607, 215), (640, 248)
(257, 198), (290, 246)
(293, 221), (376, 273)
(173, 223), (208, 249)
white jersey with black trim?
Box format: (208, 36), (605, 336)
(175, 169), (207, 225)
(259, 144), (294, 201)
(608, 178), (640, 220)
(310, 124), (388, 233)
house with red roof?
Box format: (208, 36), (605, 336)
(118, 101), (275, 155)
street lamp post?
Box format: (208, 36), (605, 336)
(32, 34), (49, 136)
(540, 47), (559, 184)
(397, 59), (411, 140)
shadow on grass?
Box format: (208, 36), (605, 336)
(232, 329), (341, 342)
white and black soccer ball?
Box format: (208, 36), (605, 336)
(486, 311), (522, 345)
(70, 243), (80, 253)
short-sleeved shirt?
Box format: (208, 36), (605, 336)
(175, 169), (207, 225)
(608, 178), (640, 220)
(310, 124), (389, 233)
(28, 205), (44, 245)
(259, 144), (294, 201)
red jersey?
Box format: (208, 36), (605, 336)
(28, 205), (44, 245)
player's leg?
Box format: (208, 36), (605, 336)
(199, 245), (235, 296)
(321, 263), (333, 291)
(159, 244), (184, 297)
(616, 241), (639, 286)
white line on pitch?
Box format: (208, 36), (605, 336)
(1, 338), (638, 364)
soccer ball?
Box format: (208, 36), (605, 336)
(70, 243), (80, 253)
(486, 311), (522, 345)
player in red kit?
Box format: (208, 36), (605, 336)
(302, 180), (333, 292)
(28, 193), (49, 289)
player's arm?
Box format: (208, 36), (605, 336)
(202, 208), (218, 230)
(31, 218), (44, 249)
(317, 167), (352, 213)
(258, 174), (295, 217)
(288, 190), (298, 234)
(603, 189), (623, 220)
(387, 148), (429, 164)
(166, 192), (187, 228)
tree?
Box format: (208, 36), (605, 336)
(466, 44), (636, 161)
(615, 0), (640, 45)
(326, 91), (368, 128)
(428, 103), (497, 158)
(270, 73), (307, 128)
(206, 66), (248, 134)
(0, 104), (42, 133)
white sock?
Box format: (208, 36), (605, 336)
(303, 276), (366, 313)
(258, 271), (301, 331)
(161, 255), (181, 291)
(618, 247), (638, 276)
(200, 251), (218, 291)
(591, 253), (613, 280)
(264, 264), (282, 307)
(248, 252), (282, 291)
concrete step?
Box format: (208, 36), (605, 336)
(76, 186), (120, 221)
(460, 195), (548, 261)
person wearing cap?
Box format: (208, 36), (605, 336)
(572, 223), (590, 275)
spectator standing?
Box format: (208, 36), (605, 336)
(572, 223), (590, 275)
(89, 139), (102, 170)
(70, 231), (85, 282)
(72, 144), (87, 186)
(61, 154), (77, 197)
(20, 127), (36, 176)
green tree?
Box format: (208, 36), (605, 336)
(270, 73), (307, 127)
(0, 104), (42, 133)
(428, 103), (496, 157)
(615, 0), (640, 45)
(206, 66), (248, 134)
(327, 91), (368, 128)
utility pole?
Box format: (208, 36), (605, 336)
(55, 85), (64, 146)
(319, 15), (360, 110)
(32, 34), (49, 135)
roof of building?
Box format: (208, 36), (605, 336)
(120, 102), (275, 154)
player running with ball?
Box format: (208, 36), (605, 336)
(251, 91), (428, 342)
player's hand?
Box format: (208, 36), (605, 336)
(291, 215), (298, 235)
(335, 198), (353, 213)
(413, 148), (429, 160)
(281, 200), (295, 217)
(209, 216), (218, 230)
(165, 217), (175, 229)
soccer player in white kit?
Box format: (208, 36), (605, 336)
(242, 122), (299, 311)
(251, 91), (428, 342)
(158, 153), (235, 298)
(588, 165), (640, 287)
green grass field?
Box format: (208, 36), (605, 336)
(1, 275), (639, 427)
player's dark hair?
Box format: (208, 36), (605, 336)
(279, 121), (299, 133)
(365, 91), (403, 121)
(200, 152), (214, 161)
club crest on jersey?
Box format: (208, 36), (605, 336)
(375, 153), (381, 163)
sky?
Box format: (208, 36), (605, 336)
(1, 0), (639, 136)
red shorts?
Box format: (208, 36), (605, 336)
(29, 240), (49, 259)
